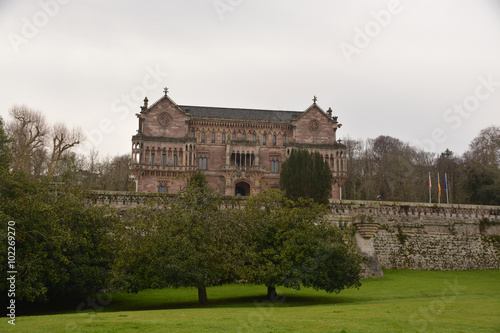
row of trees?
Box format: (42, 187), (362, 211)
(2, 106), (134, 191)
(113, 173), (362, 305)
(343, 126), (500, 205)
(0, 168), (362, 306)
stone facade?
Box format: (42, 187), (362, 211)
(131, 90), (347, 197)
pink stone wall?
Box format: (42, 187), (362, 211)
(142, 100), (188, 138)
(292, 106), (337, 144)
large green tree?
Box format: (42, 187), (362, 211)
(112, 175), (247, 305)
(0, 170), (117, 304)
(280, 149), (333, 204)
(243, 190), (363, 298)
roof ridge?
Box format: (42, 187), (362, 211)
(178, 104), (303, 113)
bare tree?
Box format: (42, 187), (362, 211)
(466, 125), (500, 167)
(7, 105), (48, 175)
(47, 123), (85, 177)
(93, 154), (134, 191)
(82, 148), (100, 189)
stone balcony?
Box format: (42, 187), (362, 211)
(130, 164), (198, 172)
(221, 164), (266, 173)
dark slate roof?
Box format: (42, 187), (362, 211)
(177, 105), (303, 122)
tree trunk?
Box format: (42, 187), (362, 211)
(267, 286), (277, 299)
(198, 287), (208, 305)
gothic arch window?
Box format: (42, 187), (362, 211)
(211, 132), (216, 143)
(158, 185), (168, 194)
(201, 132), (205, 143)
(263, 134), (267, 145)
(272, 135), (277, 146)
(198, 154), (208, 170)
(222, 133), (226, 143)
(271, 159), (279, 173)
(161, 152), (167, 165)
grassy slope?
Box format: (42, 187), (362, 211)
(10, 270), (500, 332)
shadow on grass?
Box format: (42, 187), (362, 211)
(103, 293), (358, 313)
(20, 292), (359, 316)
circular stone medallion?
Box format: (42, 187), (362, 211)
(157, 112), (172, 127)
(308, 119), (320, 133)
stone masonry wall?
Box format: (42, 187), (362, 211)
(329, 200), (500, 272)
(373, 229), (500, 270)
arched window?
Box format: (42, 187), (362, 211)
(158, 185), (168, 194)
(253, 134), (256, 141)
(273, 135), (277, 146)
(263, 134), (267, 145)
(211, 132), (215, 143)
(222, 133), (226, 143)
(271, 160), (279, 173)
(199, 156), (208, 170)
(201, 132), (205, 143)
(283, 135), (286, 146)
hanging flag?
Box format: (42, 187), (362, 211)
(438, 181), (441, 198)
(428, 172), (432, 203)
(445, 173), (450, 204)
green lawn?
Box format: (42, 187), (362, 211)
(7, 270), (500, 332)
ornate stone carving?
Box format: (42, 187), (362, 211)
(308, 119), (320, 133)
(157, 112), (172, 127)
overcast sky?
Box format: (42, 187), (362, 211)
(1, 0), (499, 158)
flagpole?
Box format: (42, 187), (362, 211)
(438, 173), (441, 204)
(428, 172), (431, 203)
(445, 173), (449, 204)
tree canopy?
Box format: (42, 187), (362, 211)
(0, 170), (118, 304)
(112, 187), (363, 304)
(280, 148), (333, 204)
(242, 190), (363, 297)
(112, 175), (247, 305)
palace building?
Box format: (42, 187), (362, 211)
(131, 89), (347, 199)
